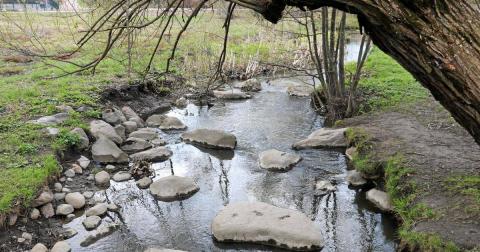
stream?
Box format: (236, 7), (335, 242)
(63, 35), (398, 252)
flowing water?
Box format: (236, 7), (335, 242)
(63, 35), (398, 251)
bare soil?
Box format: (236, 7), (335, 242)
(343, 97), (480, 250)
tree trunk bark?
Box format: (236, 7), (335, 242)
(230, 0), (480, 145)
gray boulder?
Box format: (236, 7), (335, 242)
(122, 121), (138, 134)
(146, 115), (186, 130)
(91, 136), (128, 163)
(83, 216), (102, 230)
(122, 106), (144, 127)
(102, 107), (126, 125)
(65, 192), (85, 209)
(213, 89), (250, 99)
(80, 224), (119, 247)
(149, 176), (199, 201)
(181, 129), (236, 150)
(258, 149), (302, 171)
(114, 124), (126, 140)
(95, 171), (110, 187)
(32, 190), (54, 207)
(40, 203), (54, 218)
(130, 147), (172, 162)
(129, 128), (158, 141)
(121, 137), (153, 154)
(212, 202), (324, 251)
(30, 113), (69, 126)
(293, 128), (347, 150)
(89, 120), (123, 144)
(70, 127), (89, 150)
(77, 155), (90, 169)
(347, 170), (368, 186)
(366, 189), (393, 212)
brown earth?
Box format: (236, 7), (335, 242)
(343, 97), (480, 250)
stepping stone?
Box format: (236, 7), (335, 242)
(112, 171), (132, 182)
(347, 170), (368, 186)
(89, 120), (123, 144)
(130, 147), (172, 162)
(129, 128), (158, 140)
(91, 136), (128, 163)
(293, 128), (347, 150)
(83, 216), (102, 230)
(181, 129), (237, 150)
(213, 89), (251, 99)
(258, 149), (302, 171)
(212, 202), (324, 251)
(149, 176), (199, 202)
(146, 115), (187, 130)
(366, 189), (393, 212)
(121, 137), (153, 154)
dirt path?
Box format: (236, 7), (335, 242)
(343, 98), (480, 250)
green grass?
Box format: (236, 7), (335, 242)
(385, 155), (459, 251)
(354, 48), (429, 113)
(345, 127), (382, 176)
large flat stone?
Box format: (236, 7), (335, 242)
(149, 176), (199, 202)
(91, 137), (128, 163)
(121, 137), (153, 154)
(129, 128), (158, 141)
(212, 202), (324, 251)
(293, 128), (347, 150)
(130, 147), (172, 162)
(259, 149), (302, 171)
(181, 129), (236, 150)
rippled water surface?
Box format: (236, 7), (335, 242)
(64, 77), (397, 252)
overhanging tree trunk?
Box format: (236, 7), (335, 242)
(229, 0), (480, 145)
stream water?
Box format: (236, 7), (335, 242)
(64, 79), (397, 252)
(63, 35), (398, 252)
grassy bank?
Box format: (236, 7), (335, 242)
(344, 50), (478, 251)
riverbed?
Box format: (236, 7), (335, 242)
(62, 76), (397, 251)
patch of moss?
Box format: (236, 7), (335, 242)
(345, 127), (382, 176)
